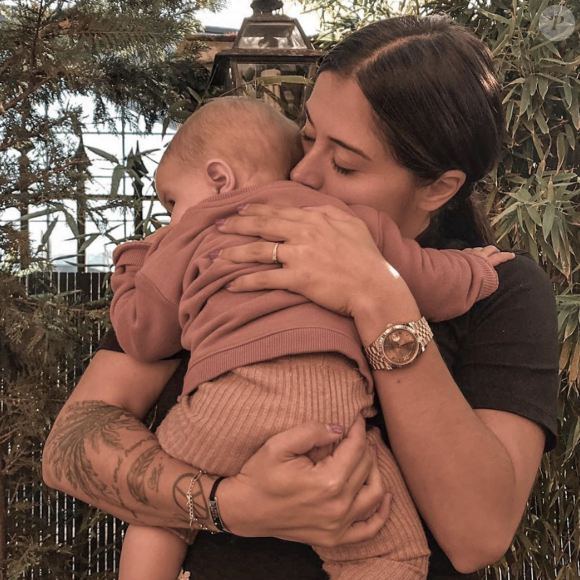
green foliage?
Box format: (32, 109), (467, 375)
(0, 0), (223, 577)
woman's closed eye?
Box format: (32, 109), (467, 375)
(300, 130), (315, 144)
(332, 160), (355, 176)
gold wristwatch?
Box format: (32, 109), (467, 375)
(364, 317), (433, 370)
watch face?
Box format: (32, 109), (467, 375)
(382, 328), (420, 366)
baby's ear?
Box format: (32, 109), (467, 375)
(206, 159), (237, 194)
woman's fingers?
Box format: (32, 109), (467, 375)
(325, 415), (369, 480)
(219, 241), (286, 265)
(299, 204), (358, 222)
(337, 493), (393, 546)
(237, 202), (357, 224)
(217, 203), (359, 244)
(264, 420), (345, 461)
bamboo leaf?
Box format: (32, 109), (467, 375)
(491, 201), (520, 225)
(78, 233), (99, 252)
(571, 90), (580, 130)
(547, 179), (556, 202)
(532, 131), (546, 159)
(543, 203), (556, 238)
(63, 211), (79, 237)
(563, 81), (573, 108)
(19, 207), (59, 221)
(569, 342), (580, 382)
(520, 84), (531, 115)
(535, 108), (549, 134)
(505, 99), (516, 131)
(111, 165), (125, 197)
(560, 338), (573, 368)
(565, 124), (576, 149)
(527, 205), (543, 226)
(556, 133), (567, 170)
(538, 76), (549, 101)
(564, 313), (578, 341)
(40, 219), (59, 245)
(85, 146), (119, 165)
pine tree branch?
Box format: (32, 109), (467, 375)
(31, 0), (46, 65)
(0, 118), (71, 154)
(1, 78), (47, 114)
(0, 47), (27, 79)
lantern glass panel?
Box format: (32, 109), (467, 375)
(238, 22), (307, 49)
(238, 62), (313, 116)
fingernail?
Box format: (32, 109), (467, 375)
(215, 218), (227, 227)
(209, 250), (221, 261)
(371, 444), (378, 456)
(236, 204), (247, 212)
(225, 282), (233, 289)
(329, 424), (344, 434)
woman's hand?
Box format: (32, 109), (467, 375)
(216, 203), (405, 319)
(218, 415), (392, 547)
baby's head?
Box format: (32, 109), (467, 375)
(155, 97), (303, 222)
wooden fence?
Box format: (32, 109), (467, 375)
(5, 271), (124, 579)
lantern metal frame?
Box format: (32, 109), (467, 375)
(208, 6), (325, 116)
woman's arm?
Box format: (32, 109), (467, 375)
(354, 297), (546, 573)
(42, 350), (210, 527)
(43, 348), (390, 544)
(215, 202), (553, 572)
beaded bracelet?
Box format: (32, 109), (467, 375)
(185, 469), (209, 531)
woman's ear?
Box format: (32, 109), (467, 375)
(417, 170), (466, 212)
(205, 159), (237, 194)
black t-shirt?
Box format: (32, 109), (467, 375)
(98, 247), (559, 580)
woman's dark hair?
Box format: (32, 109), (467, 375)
(318, 15), (504, 246)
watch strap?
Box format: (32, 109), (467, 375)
(365, 317), (433, 370)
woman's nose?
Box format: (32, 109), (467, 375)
(290, 152), (323, 190)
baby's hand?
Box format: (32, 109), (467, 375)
(463, 245), (516, 268)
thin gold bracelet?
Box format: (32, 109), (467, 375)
(185, 469), (209, 531)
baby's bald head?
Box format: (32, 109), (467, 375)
(163, 97), (303, 186)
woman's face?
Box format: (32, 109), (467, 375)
(290, 72), (428, 237)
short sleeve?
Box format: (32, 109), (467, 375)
(95, 327), (189, 361)
(455, 254), (559, 451)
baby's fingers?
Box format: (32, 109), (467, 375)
(486, 252), (516, 267)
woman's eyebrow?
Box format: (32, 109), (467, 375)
(305, 105), (372, 162)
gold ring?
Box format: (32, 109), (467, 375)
(272, 242), (280, 264)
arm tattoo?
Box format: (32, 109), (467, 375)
(173, 473), (210, 522)
(45, 400), (210, 525)
(127, 445), (161, 505)
(45, 401), (158, 506)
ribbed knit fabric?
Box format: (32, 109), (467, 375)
(157, 353), (429, 580)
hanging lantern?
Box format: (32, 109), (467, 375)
(208, 0), (325, 119)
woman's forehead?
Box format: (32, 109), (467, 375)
(307, 72), (384, 159)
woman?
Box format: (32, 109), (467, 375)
(42, 15), (559, 580)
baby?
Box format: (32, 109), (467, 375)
(111, 97), (512, 580)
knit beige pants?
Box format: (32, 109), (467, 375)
(156, 353), (429, 580)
